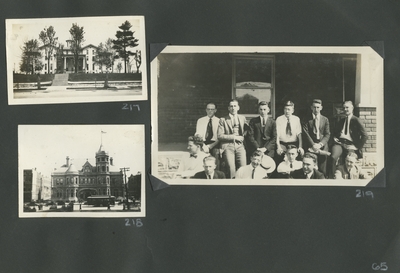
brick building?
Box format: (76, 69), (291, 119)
(51, 144), (124, 202)
(156, 49), (382, 177)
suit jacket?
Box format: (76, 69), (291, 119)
(334, 115), (368, 157)
(302, 114), (330, 150)
(336, 164), (363, 179)
(290, 168), (325, 179)
(217, 114), (248, 150)
(248, 116), (277, 157)
(193, 170), (226, 179)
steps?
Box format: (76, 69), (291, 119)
(51, 74), (69, 86)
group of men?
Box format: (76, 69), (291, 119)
(177, 98), (368, 180)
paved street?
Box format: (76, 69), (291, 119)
(26, 203), (140, 213)
(14, 87), (142, 99)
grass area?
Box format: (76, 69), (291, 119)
(13, 73), (55, 83)
(69, 73), (141, 82)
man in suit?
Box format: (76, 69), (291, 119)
(247, 101), (277, 160)
(193, 156), (226, 179)
(302, 99), (331, 176)
(276, 101), (304, 161)
(291, 152), (325, 179)
(329, 101), (368, 178)
(195, 103), (220, 169)
(235, 150), (276, 179)
(334, 152), (364, 180)
(217, 99), (247, 178)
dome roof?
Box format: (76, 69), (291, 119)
(66, 164), (79, 174)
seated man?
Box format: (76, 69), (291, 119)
(235, 150), (276, 179)
(276, 145), (303, 178)
(178, 135), (208, 178)
(329, 101), (368, 178)
(291, 152), (325, 179)
(302, 99), (331, 176)
(276, 101), (304, 161)
(247, 101), (277, 160)
(193, 156), (226, 179)
(334, 152), (364, 179)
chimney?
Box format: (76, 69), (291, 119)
(66, 156), (70, 166)
(110, 157), (113, 166)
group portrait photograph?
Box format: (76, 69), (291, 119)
(151, 46), (384, 186)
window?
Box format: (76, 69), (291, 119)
(233, 55), (275, 118)
(107, 177), (110, 184)
(102, 166), (106, 172)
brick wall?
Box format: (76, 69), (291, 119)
(358, 107), (376, 153)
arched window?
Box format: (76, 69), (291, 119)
(107, 177), (110, 184)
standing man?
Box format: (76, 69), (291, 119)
(302, 99), (331, 176)
(291, 152), (325, 179)
(248, 101), (277, 160)
(235, 150), (276, 179)
(276, 101), (304, 160)
(193, 156), (226, 179)
(195, 103), (220, 169)
(218, 99), (247, 178)
(329, 101), (368, 178)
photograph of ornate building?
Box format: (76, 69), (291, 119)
(19, 124), (145, 217)
(51, 144), (125, 202)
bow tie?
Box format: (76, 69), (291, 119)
(190, 154), (198, 158)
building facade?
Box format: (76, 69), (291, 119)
(51, 145), (124, 202)
(128, 172), (142, 201)
(23, 169), (51, 202)
(38, 40), (124, 74)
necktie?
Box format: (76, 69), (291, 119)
(205, 118), (213, 143)
(313, 116), (320, 140)
(290, 163), (293, 169)
(344, 117), (349, 135)
(286, 117), (292, 136)
(190, 154), (197, 158)
(252, 168), (256, 179)
(262, 117), (266, 126)
(207, 174), (211, 179)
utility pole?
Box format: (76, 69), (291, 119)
(120, 167), (130, 210)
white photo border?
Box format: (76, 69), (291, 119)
(151, 46), (384, 186)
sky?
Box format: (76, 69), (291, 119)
(18, 125), (145, 179)
(7, 16), (144, 72)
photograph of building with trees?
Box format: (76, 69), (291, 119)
(6, 16), (147, 104)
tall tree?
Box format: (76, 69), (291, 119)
(19, 39), (43, 75)
(112, 20), (139, 73)
(69, 23), (85, 73)
(94, 42), (113, 88)
(38, 26), (58, 74)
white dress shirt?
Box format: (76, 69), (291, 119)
(179, 151), (208, 178)
(277, 160), (302, 174)
(235, 165), (268, 179)
(196, 116), (220, 142)
(339, 114), (353, 142)
(276, 115), (302, 143)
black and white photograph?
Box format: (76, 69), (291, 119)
(151, 46), (384, 186)
(6, 16), (147, 105)
(19, 125), (145, 218)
